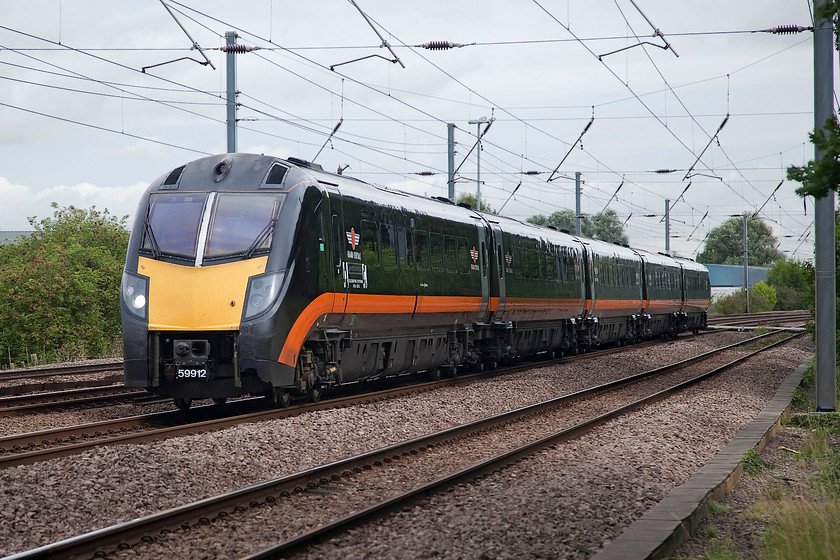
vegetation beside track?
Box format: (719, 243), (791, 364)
(0, 204), (129, 368)
(678, 358), (840, 560)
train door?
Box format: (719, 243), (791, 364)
(477, 223), (490, 317)
(326, 186), (348, 314)
(489, 222), (507, 322)
(580, 242), (596, 318)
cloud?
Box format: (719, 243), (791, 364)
(0, 177), (147, 230)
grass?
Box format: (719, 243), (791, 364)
(706, 500), (731, 517)
(742, 449), (771, 476)
(759, 500), (840, 560)
(674, 535), (743, 560)
(704, 536), (743, 560)
(752, 357), (840, 559)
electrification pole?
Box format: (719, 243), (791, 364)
(743, 214), (749, 314)
(575, 172), (582, 236)
(664, 199), (670, 255)
(468, 118), (487, 210)
(447, 123), (455, 202)
(226, 31), (238, 153)
(814, 0), (836, 411)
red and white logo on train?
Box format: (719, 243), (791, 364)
(346, 228), (360, 249)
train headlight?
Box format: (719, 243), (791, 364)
(243, 271), (284, 320)
(121, 271), (149, 320)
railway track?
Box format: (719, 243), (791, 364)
(0, 335), (694, 467)
(0, 385), (155, 417)
(706, 309), (811, 328)
(4, 330), (799, 559)
(0, 360), (123, 383)
(0, 309), (807, 407)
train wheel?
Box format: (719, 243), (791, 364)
(307, 383), (323, 403)
(486, 360), (498, 371)
(473, 361), (484, 373)
(212, 397), (227, 405)
(427, 368), (442, 381)
(271, 388), (292, 408)
(173, 397), (192, 411)
(440, 364), (456, 378)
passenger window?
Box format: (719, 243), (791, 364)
(397, 227), (411, 268)
(430, 233), (444, 272)
(360, 220), (379, 267)
(380, 223), (396, 270)
(458, 237), (470, 274)
(444, 235), (457, 273)
(415, 230), (429, 271)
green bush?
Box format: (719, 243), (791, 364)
(0, 204), (129, 364)
(711, 282), (777, 315)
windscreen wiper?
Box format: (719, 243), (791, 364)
(143, 216), (162, 259)
(244, 219), (276, 259)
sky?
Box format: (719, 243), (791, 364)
(0, 0), (829, 260)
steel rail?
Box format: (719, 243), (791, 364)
(0, 385), (146, 415)
(2, 331), (795, 560)
(0, 335), (686, 467)
(0, 360), (123, 382)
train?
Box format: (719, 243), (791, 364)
(121, 153), (710, 410)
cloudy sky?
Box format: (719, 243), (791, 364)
(0, 0), (827, 260)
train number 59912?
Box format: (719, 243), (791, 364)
(176, 368), (208, 379)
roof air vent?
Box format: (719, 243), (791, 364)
(160, 165), (185, 190)
(265, 164), (288, 185)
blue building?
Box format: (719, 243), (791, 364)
(705, 263), (768, 298)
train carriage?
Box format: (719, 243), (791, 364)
(673, 256), (711, 332)
(577, 238), (644, 346)
(634, 249), (685, 337)
(483, 217), (585, 358)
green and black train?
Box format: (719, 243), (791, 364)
(121, 153), (710, 410)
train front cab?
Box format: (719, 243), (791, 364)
(121, 155), (324, 409)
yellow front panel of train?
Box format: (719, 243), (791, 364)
(138, 256), (268, 331)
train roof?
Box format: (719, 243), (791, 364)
(149, 154), (704, 270)
(573, 235), (642, 261)
(671, 256), (709, 274)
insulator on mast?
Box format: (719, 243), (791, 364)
(767, 25), (810, 34)
(220, 44), (260, 53)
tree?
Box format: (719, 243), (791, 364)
(767, 258), (815, 310)
(526, 209), (629, 245)
(456, 193), (497, 214)
(696, 215), (782, 266)
(786, 117), (840, 199)
(786, 1), (840, 199)
(0, 204), (130, 364)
